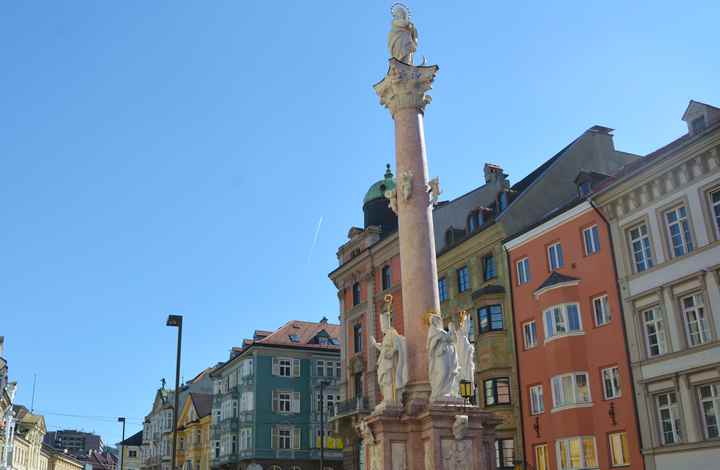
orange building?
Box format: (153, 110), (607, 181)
(505, 198), (643, 470)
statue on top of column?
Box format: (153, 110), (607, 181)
(427, 312), (460, 401)
(388, 3), (418, 64)
(370, 294), (408, 411)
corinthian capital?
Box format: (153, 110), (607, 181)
(374, 59), (439, 116)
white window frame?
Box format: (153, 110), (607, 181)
(523, 321), (537, 349)
(681, 293), (710, 347)
(534, 444), (549, 470)
(583, 225), (600, 255)
(555, 436), (598, 470)
(529, 385), (544, 415)
(642, 307), (667, 357)
(516, 257), (530, 285)
(628, 223), (654, 273)
(547, 242), (564, 271)
(608, 432), (630, 467)
(698, 383), (720, 439)
(592, 294), (611, 326)
(551, 372), (592, 409)
(279, 358), (292, 377)
(543, 303), (583, 341)
(656, 391), (682, 445)
(664, 204), (694, 257)
(709, 188), (720, 239)
(601, 366), (621, 400)
(316, 359), (325, 377)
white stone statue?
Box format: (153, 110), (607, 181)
(427, 177), (441, 205)
(371, 296), (408, 410)
(399, 170), (413, 201)
(388, 4), (418, 64)
(451, 313), (475, 390)
(427, 313), (460, 401)
(385, 188), (398, 215)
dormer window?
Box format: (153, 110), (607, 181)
(692, 115), (707, 134)
(579, 181), (592, 197)
(289, 334), (300, 343)
(467, 211), (480, 233)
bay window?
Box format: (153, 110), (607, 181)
(551, 372), (591, 409)
(544, 303), (582, 340)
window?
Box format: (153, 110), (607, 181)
(556, 436), (597, 469)
(602, 366), (621, 400)
(214, 442), (220, 458)
(352, 282), (361, 305)
(547, 242), (564, 270)
(628, 223), (654, 272)
(277, 428), (291, 449)
(692, 115), (707, 134)
(468, 211), (480, 233)
(438, 277), (448, 302)
(381, 265), (392, 290)
(551, 372), (591, 408)
(609, 432), (630, 466)
(583, 225), (600, 255)
(664, 205), (694, 257)
(325, 360), (335, 377)
(495, 439), (514, 469)
(698, 383), (720, 439)
(681, 293), (710, 347)
(656, 391), (681, 445)
(128, 451), (137, 458)
(523, 321), (537, 349)
(578, 181), (592, 197)
(516, 257), (530, 285)
(335, 361), (341, 378)
(352, 323), (363, 353)
(592, 295), (611, 326)
(476, 304), (502, 333)
(544, 303), (582, 339)
(457, 266), (470, 293)
(709, 189), (720, 238)
(273, 390), (300, 414)
(484, 377), (511, 406)
(278, 391), (291, 412)
(534, 444), (549, 470)
(529, 385), (544, 415)
(232, 399), (238, 417)
(278, 359), (291, 377)
(231, 435), (237, 454)
(643, 307), (667, 357)
(316, 360), (325, 377)
(239, 428), (252, 451)
(353, 372), (363, 398)
(289, 334), (300, 343)
(483, 254), (496, 280)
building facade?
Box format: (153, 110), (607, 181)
(10, 407), (47, 470)
(210, 319), (343, 470)
(44, 432), (103, 458)
(118, 431), (143, 470)
(176, 394), (211, 470)
(1, 338), (18, 470)
(45, 447), (83, 470)
(595, 100), (720, 470)
(506, 199), (644, 470)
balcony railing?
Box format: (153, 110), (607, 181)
(334, 397), (369, 417)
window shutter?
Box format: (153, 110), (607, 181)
(271, 427), (278, 450)
(272, 390), (278, 412)
(292, 427), (301, 450)
(292, 359), (301, 377)
(292, 392), (301, 413)
(272, 358), (279, 376)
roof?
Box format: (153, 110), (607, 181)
(534, 271), (580, 294)
(509, 139), (576, 195)
(190, 393), (213, 418)
(254, 320), (340, 350)
(118, 431), (143, 447)
(363, 164), (396, 204)
(682, 99), (720, 121)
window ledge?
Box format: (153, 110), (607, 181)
(550, 402), (594, 413)
(544, 331), (585, 344)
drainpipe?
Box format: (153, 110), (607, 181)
(590, 199), (647, 460)
(503, 244), (527, 470)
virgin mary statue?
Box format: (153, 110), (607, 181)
(387, 4), (417, 64)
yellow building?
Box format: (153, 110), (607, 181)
(46, 446), (84, 470)
(176, 393), (211, 470)
(118, 430), (143, 470)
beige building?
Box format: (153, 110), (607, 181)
(595, 100), (720, 469)
(10, 407), (47, 470)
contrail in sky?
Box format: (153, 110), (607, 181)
(307, 216), (324, 265)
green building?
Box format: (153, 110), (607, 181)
(210, 319), (343, 470)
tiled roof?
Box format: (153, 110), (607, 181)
(118, 431), (143, 447)
(534, 271), (580, 294)
(255, 320), (341, 350)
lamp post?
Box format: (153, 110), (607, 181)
(459, 380), (473, 408)
(166, 315), (183, 470)
(319, 380), (331, 470)
(117, 417), (126, 470)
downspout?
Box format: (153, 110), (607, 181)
(503, 244), (527, 470)
(590, 199), (647, 463)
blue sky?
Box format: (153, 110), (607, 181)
(1, 1), (718, 445)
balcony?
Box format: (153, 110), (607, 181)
(333, 396), (369, 419)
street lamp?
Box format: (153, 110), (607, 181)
(319, 380), (331, 470)
(459, 380), (473, 404)
(166, 315), (183, 470)
(117, 417), (126, 470)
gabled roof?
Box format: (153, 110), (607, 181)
(190, 393), (212, 419)
(254, 320), (340, 350)
(682, 99), (720, 121)
(118, 430), (143, 447)
(534, 271), (580, 294)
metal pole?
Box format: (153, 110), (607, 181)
(173, 321), (182, 470)
(118, 418), (126, 470)
(319, 380), (325, 470)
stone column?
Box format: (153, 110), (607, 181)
(374, 59), (440, 406)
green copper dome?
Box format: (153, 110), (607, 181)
(363, 164), (395, 204)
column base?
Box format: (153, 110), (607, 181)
(365, 404), (501, 469)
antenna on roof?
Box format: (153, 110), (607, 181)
(30, 373), (37, 413)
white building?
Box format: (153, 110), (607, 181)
(595, 100), (720, 470)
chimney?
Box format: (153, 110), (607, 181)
(483, 163), (507, 185)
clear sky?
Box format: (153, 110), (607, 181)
(2, 0), (718, 445)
